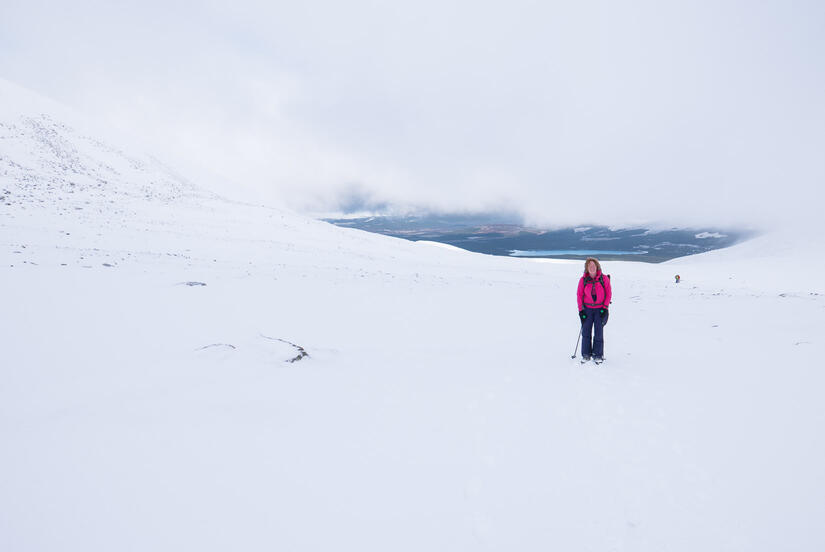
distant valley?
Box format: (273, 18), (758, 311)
(323, 213), (751, 262)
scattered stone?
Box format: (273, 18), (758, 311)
(197, 343), (236, 351)
(102, 263), (114, 267)
(260, 334), (310, 363)
(181, 281), (206, 286)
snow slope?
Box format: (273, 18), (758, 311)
(2, 79), (824, 551)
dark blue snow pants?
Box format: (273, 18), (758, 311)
(581, 307), (605, 358)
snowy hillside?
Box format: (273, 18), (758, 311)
(1, 80), (824, 551)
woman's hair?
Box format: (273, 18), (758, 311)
(584, 257), (602, 273)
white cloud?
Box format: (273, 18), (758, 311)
(1, 0), (823, 228)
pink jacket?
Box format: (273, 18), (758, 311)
(577, 270), (612, 310)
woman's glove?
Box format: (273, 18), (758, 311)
(600, 308), (609, 326)
(579, 309), (587, 323)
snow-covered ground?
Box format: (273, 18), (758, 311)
(2, 79), (824, 551)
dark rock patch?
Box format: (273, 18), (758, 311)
(197, 343), (236, 351)
(260, 334), (310, 363)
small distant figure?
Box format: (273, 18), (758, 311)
(675, 274), (681, 284)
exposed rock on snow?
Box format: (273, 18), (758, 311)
(261, 334), (310, 363)
(197, 343), (237, 351)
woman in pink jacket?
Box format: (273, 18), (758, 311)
(577, 257), (611, 363)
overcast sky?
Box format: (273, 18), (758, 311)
(1, 0), (823, 228)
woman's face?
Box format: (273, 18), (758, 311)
(587, 261), (597, 276)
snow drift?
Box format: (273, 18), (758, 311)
(1, 79), (824, 552)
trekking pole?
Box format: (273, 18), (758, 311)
(571, 326), (582, 359)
